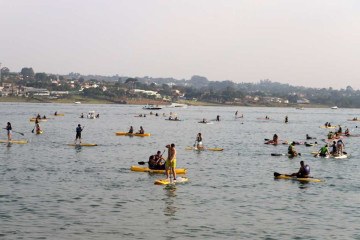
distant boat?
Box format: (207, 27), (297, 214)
(74, 101), (81, 104)
(168, 103), (188, 108)
(296, 107), (305, 110)
(143, 104), (162, 110)
(331, 106), (338, 109)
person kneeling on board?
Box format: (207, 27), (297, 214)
(291, 161), (310, 178)
(288, 142), (298, 157)
(148, 151), (165, 170)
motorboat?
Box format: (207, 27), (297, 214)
(143, 104), (162, 110)
(168, 103), (188, 108)
(331, 106), (338, 109)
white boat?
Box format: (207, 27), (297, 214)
(331, 106), (338, 109)
(143, 104), (162, 110)
(168, 103), (188, 108)
(74, 101), (81, 104)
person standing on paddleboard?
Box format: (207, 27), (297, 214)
(195, 133), (203, 149)
(6, 122), (12, 141)
(75, 124), (84, 144)
(165, 143), (177, 181)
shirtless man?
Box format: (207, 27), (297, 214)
(165, 143), (177, 181)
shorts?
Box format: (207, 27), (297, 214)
(165, 158), (176, 168)
(76, 133), (81, 139)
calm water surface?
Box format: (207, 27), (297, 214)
(0, 103), (359, 239)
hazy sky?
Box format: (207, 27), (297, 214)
(1, 0), (360, 89)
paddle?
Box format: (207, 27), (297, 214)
(3, 128), (24, 136)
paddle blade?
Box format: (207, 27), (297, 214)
(138, 161), (146, 165)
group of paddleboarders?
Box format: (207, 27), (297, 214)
(148, 144), (177, 181)
(317, 139), (345, 157)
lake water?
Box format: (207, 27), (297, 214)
(0, 103), (359, 240)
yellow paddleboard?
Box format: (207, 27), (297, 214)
(115, 132), (151, 137)
(154, 177), (189, 185)
(0, 140), (28, 144)
(130, 166), (187, 174)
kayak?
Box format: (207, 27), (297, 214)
(130, 166), (187, 174)
(154, 176), (189, 185)
(274, 172), (322, 182)
(67, 143), (97, 147)
(30, 118), (48, 122)
(320, 126), (336, 129)
(36, 130), (43, 135)
(185, 146), (224, 151)
(115, 132), (151, 137)
(0, 140), (28, 144)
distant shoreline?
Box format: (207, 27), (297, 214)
(0, 96), (330, 108)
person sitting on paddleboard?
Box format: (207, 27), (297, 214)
(318, 144), (330, 157)
(155, 113), (159, 116)
(288, 142), (298, 157)
(75, 124), (83, 144)
(337, 125), (342, 134)
(138, 126), (144, 134)
(306, 134), (314, 140)
(330, 141), (337, 155)
(216, 115), (220, 121)
(285, 116), (288, 123)
(273, 134), (278, 144)
(202, 118), (207, 123)
(37, 113), (41, 119)
(148, 151), (165, 170)
(344, 128), (350, 136)
(80, 113), (84, 118)
(336, 139), (345, 156)
(43, 115), (46, 119)
(54, 111), (58, 116)
(128, 126), (134, 134)
(195, 133), (203, 149)
(6, 122), (12, 141)
(165, 143), (177, 181)
(291, 161), (310, 178)
(327, 131), (334, 139)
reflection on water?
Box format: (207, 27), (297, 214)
(163, 185), (177, 217)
